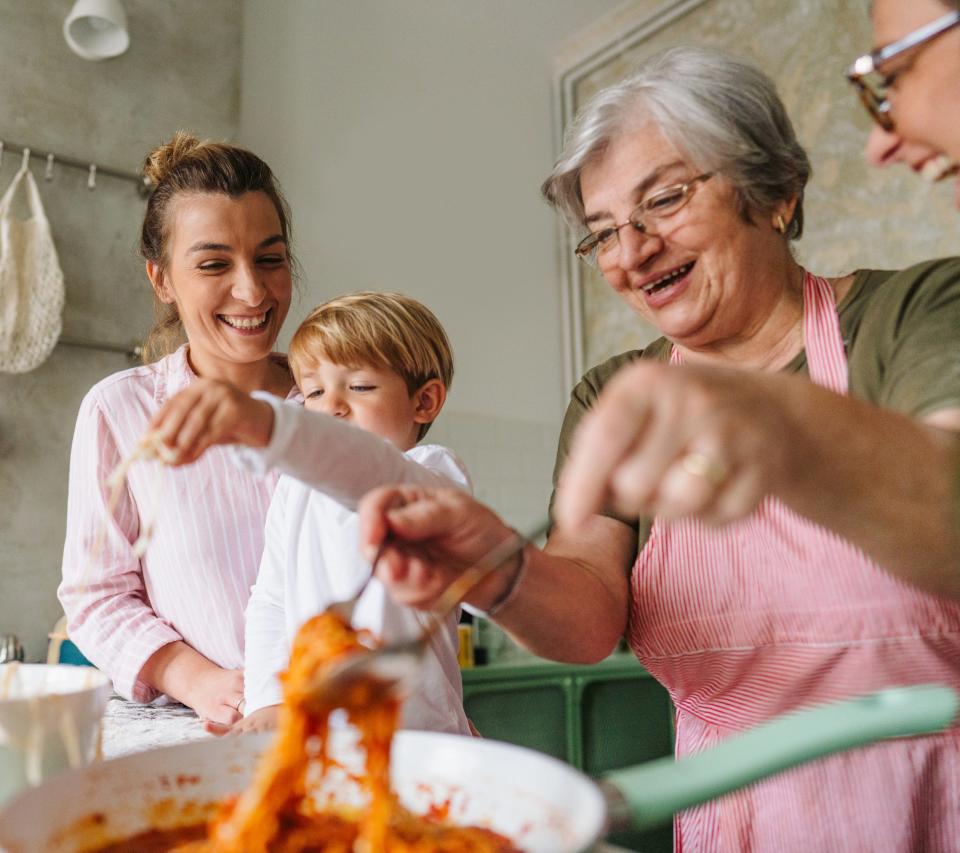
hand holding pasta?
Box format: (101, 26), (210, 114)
(359, 484), (522, 613)
(148, 378), (275, 466)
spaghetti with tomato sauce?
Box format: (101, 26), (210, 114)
(93, 612), (520, 852)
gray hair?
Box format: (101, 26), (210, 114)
(541, 46), (811, 240)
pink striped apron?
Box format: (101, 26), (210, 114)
(629, 272), (960, 852)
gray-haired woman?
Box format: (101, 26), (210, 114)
(358, 47), (960, 850)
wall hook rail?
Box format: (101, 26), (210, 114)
(0, 138), (151, 197)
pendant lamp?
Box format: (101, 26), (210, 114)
(63, 0), (130, 61)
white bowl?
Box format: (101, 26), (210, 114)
(0, 729), (606, 852)
(0, 664), (111, 805)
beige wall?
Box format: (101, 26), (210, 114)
(238, 0), (622, 424)
(237, 0), (624, 550)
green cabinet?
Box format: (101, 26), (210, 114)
(461, 653), (674, 852)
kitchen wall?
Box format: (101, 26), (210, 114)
(0, 0), (243, 659)
(237, 0), (623, 535)
(4, 1), (910, 664)
(1, 0), (623, 660)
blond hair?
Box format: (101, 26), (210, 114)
(138, 131), (295, 362)
(288, 292), (453, 437)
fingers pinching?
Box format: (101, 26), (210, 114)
(700, 463), (767, 526)
(359, 486), (415, 560)
(679, 451), (729, 487)
(656, 449), (731, 519)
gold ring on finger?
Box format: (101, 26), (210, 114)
(680, 451), (729, 486)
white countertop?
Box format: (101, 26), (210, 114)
(101, 693), (211, 759)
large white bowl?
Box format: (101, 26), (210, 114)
(0, 664), (111, 807)
(0, 728), (606, 852)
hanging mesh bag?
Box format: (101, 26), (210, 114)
(0, 153), (65, 373)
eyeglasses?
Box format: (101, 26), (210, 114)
(575, 172), (713, 268)
(846, 10), (960, 131)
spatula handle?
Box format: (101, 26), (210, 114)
(604, 684), (958, 831)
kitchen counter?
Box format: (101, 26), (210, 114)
(101, 693), (211, 760)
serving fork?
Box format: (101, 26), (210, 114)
(313, 520), (549, 706)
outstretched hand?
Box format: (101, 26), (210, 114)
(148, 377), (275, 466)
(358, 485), (517, 611)
(554, 360), (803, 530)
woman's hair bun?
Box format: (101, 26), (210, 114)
(142, 131), (204, 187)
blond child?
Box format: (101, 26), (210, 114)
(150, 292), (472, 735)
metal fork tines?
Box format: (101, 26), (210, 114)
(310, 520), (549, 707)
(327, 540), (390, 627)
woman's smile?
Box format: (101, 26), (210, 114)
(218, 308), (272, 334)
(636, 260), (696, 307)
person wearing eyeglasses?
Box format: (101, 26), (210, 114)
(850, 1), (960, 191)
(357, 45), (960, 851)
(848, 4), (960, 594)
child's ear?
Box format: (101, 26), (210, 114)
(412, 379), (446, 425)
(146, 261), (175, 304)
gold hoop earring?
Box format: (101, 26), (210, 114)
(775, 214), (787, 235)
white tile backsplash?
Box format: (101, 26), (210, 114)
(428, 410), (561, 664)
(429, 410), (559, 535)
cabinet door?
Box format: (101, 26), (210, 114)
(463, 678), (571, 763)
(578, 674), (674, 852)
(578, 674), (674, 774)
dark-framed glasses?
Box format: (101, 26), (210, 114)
(846, 10), (960, 131)
(575, 172), (713, 268)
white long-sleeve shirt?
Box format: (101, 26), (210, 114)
(235, 393), (473, 735)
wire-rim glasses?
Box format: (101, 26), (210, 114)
(575, 172), (714, 268)
(846, 10), (960, 131)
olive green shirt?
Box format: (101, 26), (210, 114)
(550, 259), (960, 549)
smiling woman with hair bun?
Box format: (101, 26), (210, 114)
(58, 133), (297, 726)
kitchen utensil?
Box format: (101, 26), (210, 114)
(314, 520), (550, 705)
(601, 683), (958, 831)
(0, 635), (23, 664)
(0, 684), (954, 853)
(0, 728), (604, 853)
(327, 539), (391, 626)
(0, 663), (111, 806)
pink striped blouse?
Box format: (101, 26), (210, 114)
(58, 346), (293, 702)
(630, 274), (960, 850)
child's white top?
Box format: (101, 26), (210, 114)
(235, 393), (473, 735)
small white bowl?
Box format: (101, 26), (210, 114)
(0, 664), (111, 805)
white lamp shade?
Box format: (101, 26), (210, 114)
(63, 0), (130, 61)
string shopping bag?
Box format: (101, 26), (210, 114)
(0, 151), (65, 373)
